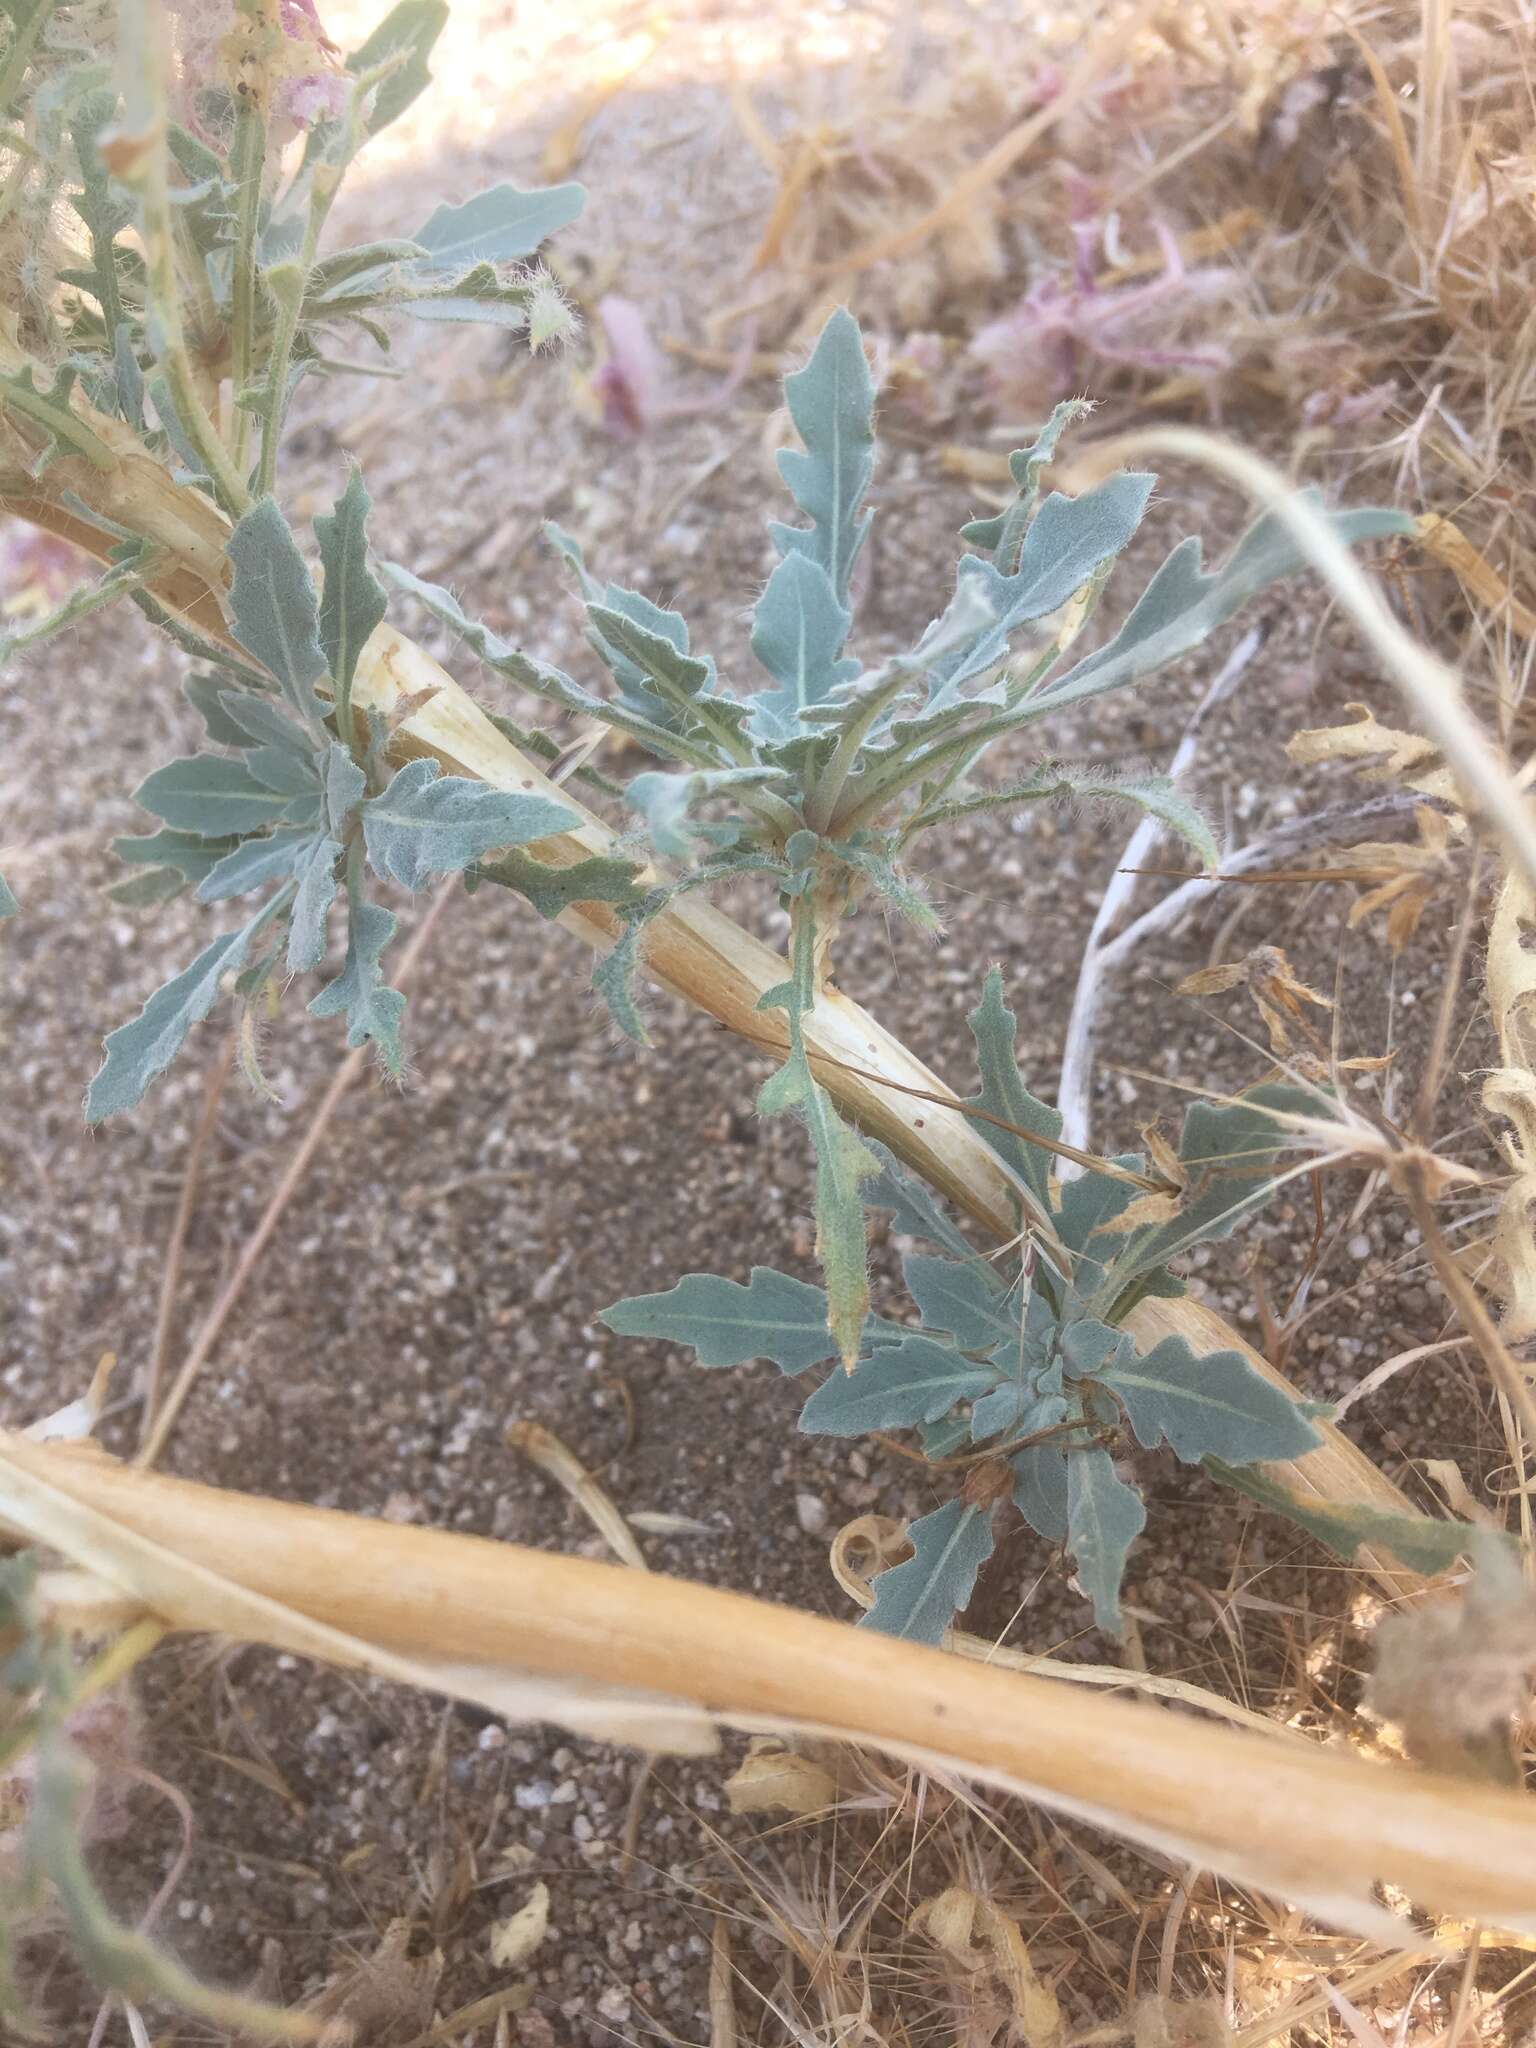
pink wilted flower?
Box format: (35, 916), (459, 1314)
(972, 182), (1241, 411)
(170, 0), (342, 137)
(0, 522), (87, 619)
(589, 296), (756, 440)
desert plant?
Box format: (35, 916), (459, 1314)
(0, 0), (1434, 1645)
(7, 0), (1524, 2027)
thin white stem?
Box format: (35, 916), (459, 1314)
(1056, 627), (1264, 1163)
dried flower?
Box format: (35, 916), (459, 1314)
(972, 195), (1240, 410)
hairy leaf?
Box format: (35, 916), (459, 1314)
(1097, 1334), (1321, 1464)
(923, 473), (1156, 710)
(475, 847), (645, 921)
(960, 400), (1095, 556)
(309, 895), (405, 1073)
(902, 1252), (1015, 1351)
(964, 969), (1062, 1217)
(112, 827), (237, 888)
(0, 870), (16, 918)
(362, 757), (573, 889)
(226, 497), (329, 726)
(601, 1267), (837, 1374)
(1011, 1436), (1070, 1540)
(323, 742), (366, 834)
(287, 835), (342, 971)
(185, 672), (261, 748)
(1208, 1462), (1495, 1575)
(315, 467), (388, 731)
(410, 181), (584, 267)
(1099, 1085), (1311, 1301)
(860, 1498), (995, 1644)
(134, 755), (293, 837)
(1035, 499), (1415, 722)
(626, 767), (775, 858)
(1066, 1447), (1145, 1635)
(86, 897), (280, 1121)
(770, 306), (875, 605)
(196, 826), (315, 901)
(758, 1041), (877, 1370)
(863, 1144), (977, 1261)
(750, 552), (859, 740)
(798, 1333), (998, 1436)
(348, 0), (448, 135)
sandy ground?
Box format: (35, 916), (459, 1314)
(0, 6), (1504, 2039)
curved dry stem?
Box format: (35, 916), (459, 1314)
(1, 1431), (1530, 1942)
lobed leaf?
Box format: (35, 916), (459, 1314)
(963, 968), (1062, 1218)
(308, 895), (405, 1074)
(287, 835), (342, 971)
(1035, 498), (1415, 722)
(315, 467), (388, 731)
(902, 1252), (1016, 1352)
(769, 306), (875, 606)
(798, 1332), (999, 1437)
(1065, 1446), (1145, 1635)
(601, 1266), (838, 1374)
(922, 473), (1156, 712)
(410, 181), (584, 268)
(361, 757), (574, 890)
(347, 0), (448, 136)
(86, 897), (279, 1121)
(1097, 1334), (1321, 1464)
(225, 497), (329, 727)
(196, 827), (316, 901)
(134, 755), (293, 837)
(860, 1498), (995, 1644)
(1208, 1462), (1497, 1576)
(749, 552), (859, 741)
(757, 1041), (878, 1370)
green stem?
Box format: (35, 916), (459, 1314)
(140, 133), (251, 512)
(227, 92), (266, 471)
(0, 0), (57, 119)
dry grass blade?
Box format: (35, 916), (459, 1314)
(505, 1419), (647, 1570)
(2, 1432), (1534, 1942)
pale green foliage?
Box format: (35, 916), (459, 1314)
(606, 971), (1328, 1642)
(359, 758), (572, 890)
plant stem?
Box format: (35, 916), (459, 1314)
(134, 53), (252, 512)
(0, 0), (56, 120)
(227, 93), (266, 473)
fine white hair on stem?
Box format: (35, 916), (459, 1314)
(1078, 427), (1536, 889)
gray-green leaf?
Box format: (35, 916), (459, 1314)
(348, 0), (447, 136)
(798, 1333), (998, 1437)
(287, 834), (342, 971)
(601, 1267), (836, 1374)
(757, 1041), (877, 1370)
(964, 968), (1062, 1217)
(1036, 498), (1415, 722)
(226, 497), (330, 727)
(197, 827), (315, 901)
(1065, 1446), (1145, 1635)
(770, 306), (875, 606)
(902, 1252), (1015, 1351)
(410, 181), (584, 268)
(860, 1498), (995, 1644)
(749, 552), (858, 740)
(308, 895), (404, 1073)
(86, 898), (276, 1121)
(1097, 1334), (1321, 1465)
(361, 757), (574, 889)
(315, 467), (388, 730)
(134, 755), (293, 837)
